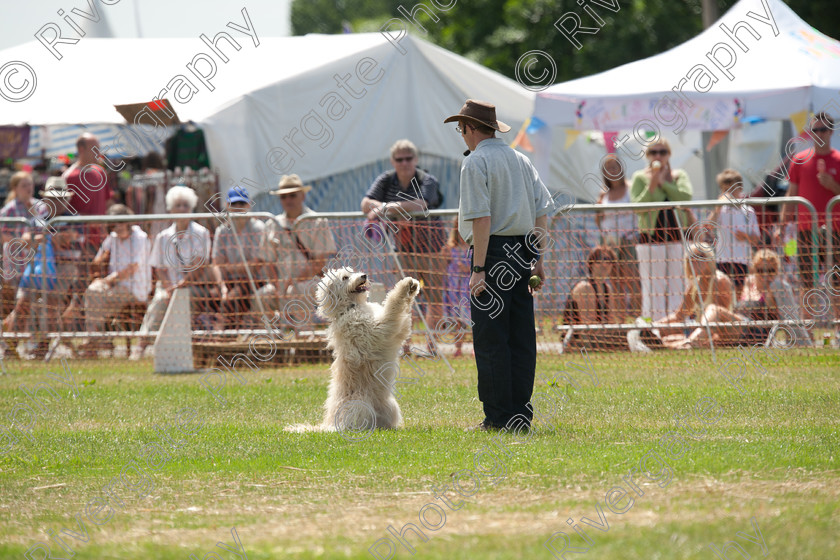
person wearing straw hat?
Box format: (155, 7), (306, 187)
(5, 177), (82, 358)
(212, 186), (267, 329)
(444, 99), (553, 432)
(259, 174), (336, 311)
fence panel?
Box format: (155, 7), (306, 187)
(0, 197), (835, 365)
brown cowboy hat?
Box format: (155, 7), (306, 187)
(444, 99), (511, 133)
(270, 174), (313, 196)
(40, 177), (75, 198)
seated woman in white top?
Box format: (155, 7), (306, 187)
(132, 186), (220, 359)
(78, 205), (151, 356)
(651, 243), (734, 348)
(679, 249), (811, 348)
(596, 154), (641, 318)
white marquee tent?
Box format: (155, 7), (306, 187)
(522, 0), (840, 318)
(530, 0), (840, 202)
(199, 32), (536, 211)
(0, 33), (536, 211)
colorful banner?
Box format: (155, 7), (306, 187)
(572, 98), (742, 132)
(526, 117), (547, 135)
(511, 118), (534, 152)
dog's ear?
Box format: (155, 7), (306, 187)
(315, 278), (336, 320)
(316, 273), (354, 319)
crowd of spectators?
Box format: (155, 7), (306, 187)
(0, 132), (341, 359)
(594, 114), (840, 350)
(1, 117), (839, 359)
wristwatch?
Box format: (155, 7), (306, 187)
(472, 265), (485, 273)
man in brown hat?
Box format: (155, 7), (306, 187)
(444, 99), (553, 432)
(259, 174), (337, 314)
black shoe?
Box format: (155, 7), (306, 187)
(464, 421), (504, 432)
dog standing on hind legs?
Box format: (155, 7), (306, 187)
(286, 267), (420, 434)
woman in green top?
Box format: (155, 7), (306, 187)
(630, 139), (694, 244)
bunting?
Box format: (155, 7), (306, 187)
(705, 130), (728, 151)
(789, 110), (809, 134)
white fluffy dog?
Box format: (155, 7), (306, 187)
(288, 267), (419, 434)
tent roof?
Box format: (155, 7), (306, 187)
(0, 33), (534, 187)
(0, 34), (390, 125)
(533, 0), (840, 130)
(199, 33), (535, 185)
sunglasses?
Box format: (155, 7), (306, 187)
(280, 193), (298, 200)
(648, 149), (668, 156)
(812, 127), (830, 133)
(394, 156), (414, 163)
(455, 124), (473, 134)
(756, 267), (777, 274)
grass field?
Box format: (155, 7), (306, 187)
(0, 347), (838, 559)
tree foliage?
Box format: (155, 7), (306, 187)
(290, 0), (840, 83)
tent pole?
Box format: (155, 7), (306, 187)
(702, 0), (719, 29)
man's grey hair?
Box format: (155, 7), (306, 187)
(165, 185), (199, 211)
(390, 139), (418, 159)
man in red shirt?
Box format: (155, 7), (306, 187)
(60, 133), (114, 328)
(62, 134), (112, 220)
(781, 113), (840, 295)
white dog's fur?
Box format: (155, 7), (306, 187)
(286, 267), (419, 433)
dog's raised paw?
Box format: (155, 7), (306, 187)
(407, 278), (420, 296)
(396, 277), (418, 296)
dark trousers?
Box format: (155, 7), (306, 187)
(470, 235), (537, 429)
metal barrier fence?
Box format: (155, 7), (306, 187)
(0, 196), (835, 362)
(826, 194), (840, 274)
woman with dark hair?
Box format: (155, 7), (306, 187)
(561, 245), (623, 350)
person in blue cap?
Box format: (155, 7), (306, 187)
(212, 185), (267, 329)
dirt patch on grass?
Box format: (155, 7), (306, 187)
(4, 473), (835, 550)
